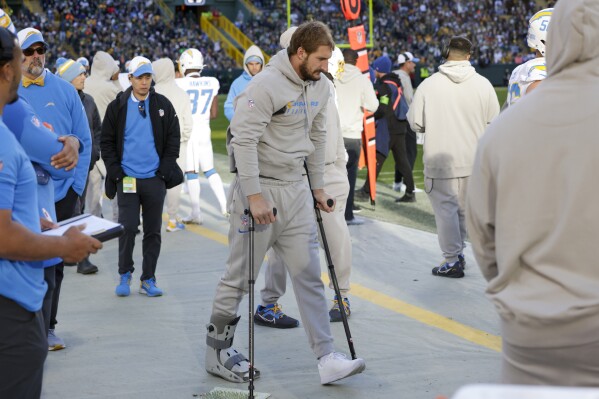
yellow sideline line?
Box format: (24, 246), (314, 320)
(170, 215), (501, 352)
(322, 274), (502, 353)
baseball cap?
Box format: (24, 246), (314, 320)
(0, 8), (15, 34)
(397, 51), (420, 64)
(17, 27), (48, 50)
(372, 55), (392, 74)
(128, 56), (153, 77)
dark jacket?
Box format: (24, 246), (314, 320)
(79, 90), (102, 170)
(374, 72), (406, 156)
(101, 87), (182, 199)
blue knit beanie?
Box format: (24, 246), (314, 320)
(372, 55), (392, 74)
(57, 59), (86, 82)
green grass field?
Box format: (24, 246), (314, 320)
(211, 87), (508, 189)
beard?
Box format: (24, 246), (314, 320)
(299, 58), (322, 82)
(26, 58), (44, 77)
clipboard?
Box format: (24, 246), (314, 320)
(42, 213), (124, 242)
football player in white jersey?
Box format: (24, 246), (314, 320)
(505, 8), (553, 108)
(176, 48), (227, 223)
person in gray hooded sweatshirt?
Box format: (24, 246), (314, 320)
(467, 0), (599, 386)
(205, 21), (365, 386)
(152, 58), (193, 232)
(84, 51), (122, 221)
(407, 36), (499, 279)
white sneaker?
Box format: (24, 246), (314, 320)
(318, 352), (365, 384)
(182, 215), (203, 225)
(392, 182), (406, 192)
(48, 329), (66, 351)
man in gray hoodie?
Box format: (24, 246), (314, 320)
(407, 36), (499, 279)
(467, 0), (599, 386)
(205, 21), (365, 386)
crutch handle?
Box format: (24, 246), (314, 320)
(244, 208), (277, 216)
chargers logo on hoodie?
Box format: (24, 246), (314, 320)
(284, 100), (319, 115)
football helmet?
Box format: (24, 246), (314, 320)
(527, 8), (553, 56)
(327, 47), (345, 80)
(179, 48), (204, 75)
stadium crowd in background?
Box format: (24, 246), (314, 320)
(12, 1), (235, 73)
(243, 0), (559, 68)
(10, 0), (558, 73)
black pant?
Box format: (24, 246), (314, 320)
(50, 187), (80, 330)
(363, 132), (415, 194)
(0, 296), (47, 399)
(395, 122), (417, 183)
(344, 138), (362, 221)
(117, 176), (166, 281)
(42, 266), (56, 333)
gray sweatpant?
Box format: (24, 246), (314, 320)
(425, 176), (468, 263)
(210, 176), (335, 358)
(85, 161), (104, 217)
(261, 164), (352, 303)
(166, 142), (187, 220)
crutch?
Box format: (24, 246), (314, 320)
(244, 207), (276, 399)
(303, 161), (357, 360)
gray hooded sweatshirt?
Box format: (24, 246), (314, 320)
(408, 60), (499, 178)
(152, 58), (193, 142)
(230, 48), (329, 196)
(467, 0), (599, 348)
(84, 51), (121, 120)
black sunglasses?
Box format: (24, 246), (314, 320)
(138, 101), (146, 118)
(23, 46), (47, 56)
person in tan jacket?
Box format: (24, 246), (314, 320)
(407, 36), (499, 278)
(467, 0), (599, 386)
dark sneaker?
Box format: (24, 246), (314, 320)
(354, 189), (370, 202)
(77, 257), (98, 274)
(458, 254), (466, 270)
(395, 192), (416, 203)
(254, 303), (299, 329)
(346, 217), (364, 226)
(329, 296), (351, 322)
(432, 261), (464, 278)
(353, 204), (362, 213)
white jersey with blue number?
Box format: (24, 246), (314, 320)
(506, 57), (546, 107)
(176, 73), (220, 133)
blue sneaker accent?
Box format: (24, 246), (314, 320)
(432, 261), (464, 278)
(254, 303), (299, 329)
(139, 278), (163, 297)
(115, 272), (131, 297)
